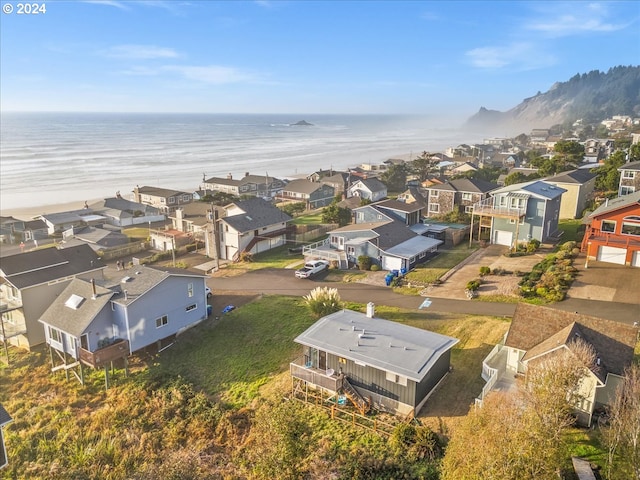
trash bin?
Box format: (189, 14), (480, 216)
(385, 273), (393, 286)
(392, 269), (399, 277)
(207, 304), (213, 316)
(400, 267), (407, 276)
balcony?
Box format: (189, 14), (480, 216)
(472, 197), (526, 219)
(290, 357), (343, 392)
(79, 339), (129, 368)
(583, 231), (640, 250)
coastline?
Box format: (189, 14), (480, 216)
(1, 198), (104, 220)
(1, 152), (416, 221)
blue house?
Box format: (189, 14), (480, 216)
(39, 266), (208, 385)
(0, 404), (11, 470)
(471, 180), (566, 248)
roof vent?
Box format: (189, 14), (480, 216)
(121, 276), (131, 283)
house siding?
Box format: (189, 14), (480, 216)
(121, 276), (207, 352)
(414, 349), (451, 407)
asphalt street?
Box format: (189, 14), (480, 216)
(208, 268), (638, 324)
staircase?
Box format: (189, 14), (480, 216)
(341, 376), (370, 415)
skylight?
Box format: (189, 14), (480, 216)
(64, 294), (85, 310)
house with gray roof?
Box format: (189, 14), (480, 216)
(132, 185), (193, 213)
(201, 173), (286, 200)
(0, 403), (11, 469)
(290, 304), (459, 417)
(0, 244), (106, 350)
(472, 180), (566, 248)
(543, 169), (597, 219)
(280, 179), (335, 209)
(38, 266), (208, 384)
(88, 197), (165, 227)
(305, 219), (442, 271)
(425, 178), (498, 218)
(39, 209), (108, 235)
(618, 160), (640, 196)
(360, 199), (425, 226)
(347, 178), (388, 202)
(478, 304), (638, 426)
(218, 197), (292, 261)
(0, 216), (48, 246)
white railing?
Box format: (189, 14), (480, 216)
(472, 197), (526, 217)
(476, 338), (506, 406)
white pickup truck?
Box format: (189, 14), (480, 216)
(295, 260), (330, 278)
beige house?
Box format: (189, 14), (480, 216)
(543, 169), (597, 219)
(218, 197), (292, 261)
(478, 304), (638, 426)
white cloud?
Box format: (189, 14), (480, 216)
(81, 0), (130, 10)
(119, 64), (261, 85)
(525, 2), (628, 37)
(465, 42), (556, 71)
(164, 65), (257, 84)
(104, 45), (180, 59)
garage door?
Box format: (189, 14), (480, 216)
(382, 255), (403, 271)
(632, 251), (640, 268)
(493, 230), (513, 247)
(597, 246), (626, 265)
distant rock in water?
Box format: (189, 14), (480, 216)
(291, 120), (313, 126)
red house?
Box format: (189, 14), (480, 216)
(581, 191), (640, 267)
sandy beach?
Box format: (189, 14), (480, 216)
(1, 198), (104, 220)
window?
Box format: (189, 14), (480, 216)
(385, 371), (408, 386)
(464, 205), (473, 214)
(155, 315), (168, 328)
(620, 186), (636, 195)
(338, 357), (347, 364)
(187, 282), (194, 298)
(621, 222), (640, 236)
(48, 326), (61, 343)
(429, 204), (440, 213)
(185, 304), (197, 312)
(601, 220), (616, 233)
(430, 190), (439, 198)
(168, 197), (175, 204)
(622, 170), (636, 179)
(462, 192), (473, 201)
(182, 194), (191, 202)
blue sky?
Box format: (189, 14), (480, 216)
(1, 1), (638, 119)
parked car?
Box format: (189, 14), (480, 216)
(206, 286), (212, 298)
(295, 260), (330, 278)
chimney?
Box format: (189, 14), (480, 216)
(91, 278), (97, 300)
(366, 302), (375, 318)
(227, 173), (233, 180)
(175, 208), (184, 231)
(245, 172), (250, 177)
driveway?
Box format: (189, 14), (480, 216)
(422, 244), (550, 301)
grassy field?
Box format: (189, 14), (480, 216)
(290, 210), (324, 225)
(558, 219), (584, 243)
(404, 243), (479, 284)
(2, 294), (622, 479)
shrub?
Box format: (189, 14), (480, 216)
(303, 286), (342, 317)
(357, 255), (372, 271)
(479, 266), (491, 277)
(238, 251), (253, 263)
(466, 279), (481, 291)
(370, 264), (380, 271)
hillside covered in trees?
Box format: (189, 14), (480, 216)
(465, 65), (640, 134)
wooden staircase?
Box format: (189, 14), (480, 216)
(341, 376), (370, 415)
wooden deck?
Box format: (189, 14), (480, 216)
(79, 339), (130, 368)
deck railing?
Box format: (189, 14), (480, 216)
(79, 339), (130, 368)
(290, 358), (342, 392)
(472, 198), (526, 218)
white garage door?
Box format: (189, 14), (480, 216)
(382, 255), (403, 271)
(632, 251), (640, 268)
(597, 246), (626, 265)
(493, 230), (513, 247)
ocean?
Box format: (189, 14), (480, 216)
(0, 112), (478, 212)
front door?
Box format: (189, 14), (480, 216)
(319, 350), (327, 370)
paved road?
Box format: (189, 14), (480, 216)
(209, 269), (515, 318)
(208, 268), (639, 324)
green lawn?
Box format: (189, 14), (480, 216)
(558, 219), (584, 243)
(151, 295), (317, 407)
(404, 243), (479, 284)
(290, 210), (324, 225)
